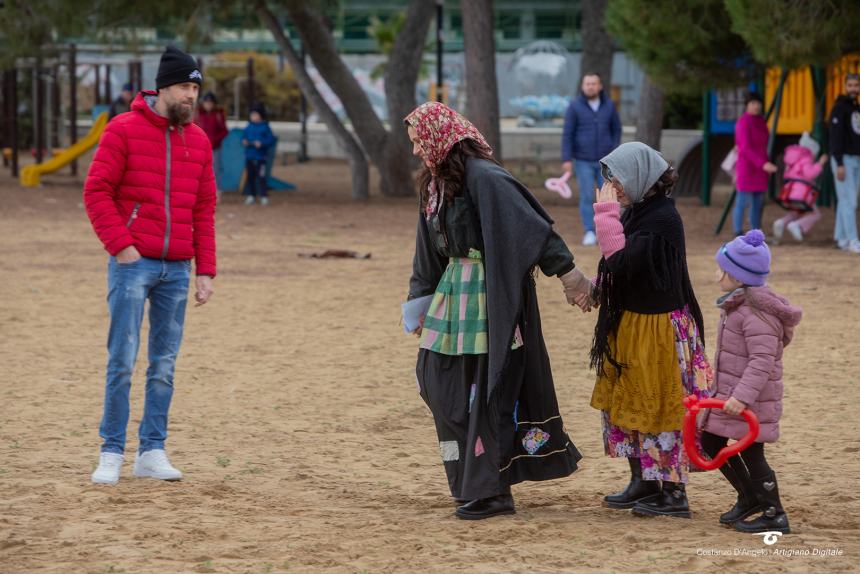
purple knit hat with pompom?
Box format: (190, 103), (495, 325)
(715, 229), (771, 286)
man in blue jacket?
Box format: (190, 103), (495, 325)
(561, 74), (622, 246)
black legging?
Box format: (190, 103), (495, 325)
(701, 431), (772, 478)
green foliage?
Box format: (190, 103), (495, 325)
(205, 51), (302, 121)
(605, 0), (755, 94)
(0, 0), (91, 65)
(663, 92), (703, 129)
(725, 0), (860, 68)
(367, 10), (432, 81)
(0, 1), (243, 65)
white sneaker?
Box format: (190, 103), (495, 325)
(91, 452), (124, 485)
(773, 219), (785, 242)
(848, 239), (860, 254)
(787, 221), (803, 242)
(133, 449), (182, 481)
(243, 195), (255, 205)
(838, 239), (850, 250)
(260, 197), (270, 206)
(582, 230), (597, 246)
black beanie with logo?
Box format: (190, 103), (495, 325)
(156, 45), (203, 90)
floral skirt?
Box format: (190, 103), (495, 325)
(597, 307), (713, 483)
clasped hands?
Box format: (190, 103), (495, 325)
(560, 268), (598, 313)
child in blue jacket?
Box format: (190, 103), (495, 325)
(242, 102), (275, 205)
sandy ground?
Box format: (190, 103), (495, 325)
(1, 156), (859, 574)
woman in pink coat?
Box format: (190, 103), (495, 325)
(702, 230), (801, 535)
(773, 132), (829, 242)
(734, 93), (779, 235)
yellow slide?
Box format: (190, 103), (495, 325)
(20, 112), (109, 187)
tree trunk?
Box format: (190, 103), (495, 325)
(579, 0), (613, 86)
(284, 0), (427, 197)
(256, 0), (369, 200)
(635, 74), (665, 150)
(461, 0), (501, 159)
(384, 0), (436, 196)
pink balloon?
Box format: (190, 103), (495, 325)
(544, 172), (572, 199)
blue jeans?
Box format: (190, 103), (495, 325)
(574, 160), (603, 233)
(100, 256), (190, 455)
(733, 190), (765, 235)
(832, 155), (860, 243)
(243, 159), (268, 198)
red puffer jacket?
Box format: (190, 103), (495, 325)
(84, 91), (217, 276)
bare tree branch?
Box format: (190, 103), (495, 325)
(255, 0), (369, 200)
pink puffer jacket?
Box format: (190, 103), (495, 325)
(782, 144), (823, 202)
(702, 286), (802, 443)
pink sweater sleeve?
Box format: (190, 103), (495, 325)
(594, 202), (625, 258)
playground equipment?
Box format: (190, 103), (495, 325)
(544, 171), (572, 199)
(218, 128), (296, 193)
(509, 41), (572, 127)
(1, 43), (144, 183)
(675, 53), (860, 233)
(20, 112), (107, 187)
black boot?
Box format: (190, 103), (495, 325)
(603, 457), (661, 509)
(733, 472), (790, 534)
(718, 459), (762, 525)
(455, 493), (516, 520)
(632, 481), (692, 518)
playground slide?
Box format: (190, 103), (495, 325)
(218, 128), (297, 192)
(20, 112), (109, 187)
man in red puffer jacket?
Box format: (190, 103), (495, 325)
(84, 45), (217, 486)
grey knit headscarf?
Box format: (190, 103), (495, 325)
(599, 142), (669, 205)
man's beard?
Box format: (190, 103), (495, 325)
(166, 101), (193, 126)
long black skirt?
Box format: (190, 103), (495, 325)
(417, 346), (582, 501)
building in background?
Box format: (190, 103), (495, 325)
(69, 0), (646, 125)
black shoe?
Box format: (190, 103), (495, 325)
(718, 459), (761, 525)
(603, 457), (661, 509)
(733, 472), (790, 534)
(455, 494), (516, 520)
(632, 481), (692, 518)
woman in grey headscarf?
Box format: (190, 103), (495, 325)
(587, 142), (713, 518)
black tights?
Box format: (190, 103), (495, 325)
(701, 431), (772, 478)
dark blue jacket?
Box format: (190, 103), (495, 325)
(561, 91), (622, 162)
(243, 121), (275, 161)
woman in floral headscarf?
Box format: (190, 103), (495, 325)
(404, 102), (592, 520)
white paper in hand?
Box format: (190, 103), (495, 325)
(402, 294), (434, 334)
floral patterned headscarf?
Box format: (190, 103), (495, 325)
(404, 102), (492, 169)
(404, 102), (493, 218)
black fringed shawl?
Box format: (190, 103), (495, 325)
(589, 193), (705, 377)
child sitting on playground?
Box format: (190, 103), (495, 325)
(773, 132), (828, 242)
(242, 102), (275, 206)
(701, 230), (801, 534)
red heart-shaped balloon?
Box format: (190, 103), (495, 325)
(683, 395), (760, 471)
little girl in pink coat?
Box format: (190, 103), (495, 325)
(702, 230), (801, 535)
(773, 132), (829, 242)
